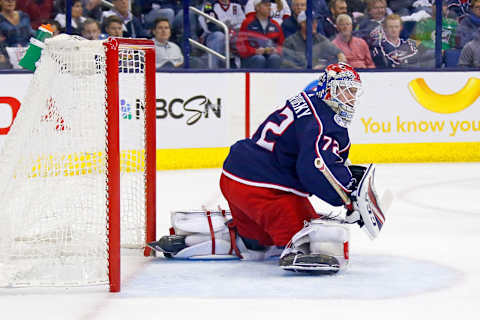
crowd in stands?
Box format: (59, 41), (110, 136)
(0, 0), (479, 70)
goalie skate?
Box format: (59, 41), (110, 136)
(279, 252), (340, 274)
(148, 235), (187, 258)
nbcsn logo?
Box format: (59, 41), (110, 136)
(408, 77), (480, 114)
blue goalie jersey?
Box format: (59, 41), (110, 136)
(222, 90), (355, 207)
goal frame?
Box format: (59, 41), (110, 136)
(104, 37), (157, 292)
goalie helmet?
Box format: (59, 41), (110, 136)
(316, 63), (363, 126)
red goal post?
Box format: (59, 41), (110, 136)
(105, 37), (157, 292)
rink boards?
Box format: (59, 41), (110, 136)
(1, 71), (479, 169)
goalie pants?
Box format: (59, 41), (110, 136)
(220, 173), (319, 247)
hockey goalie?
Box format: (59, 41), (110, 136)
(149, 63), (391, 273)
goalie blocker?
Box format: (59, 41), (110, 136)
(346, 164), (390, 240)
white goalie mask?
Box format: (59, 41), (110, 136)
(316, 63), (363, 126)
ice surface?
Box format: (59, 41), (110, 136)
(122, 255), (460, 300)
(0, 163), (479, 320)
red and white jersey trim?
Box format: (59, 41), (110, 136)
(222, 169), (310, 198)
(301, 92), (352, 193)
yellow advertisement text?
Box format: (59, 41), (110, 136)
(361, 116), (480, 136)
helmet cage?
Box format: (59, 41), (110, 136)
(315, 63), (363, 126)
(329, 78), (363, 125)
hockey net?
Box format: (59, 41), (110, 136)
(0, 36), (156, 292)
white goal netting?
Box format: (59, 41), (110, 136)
(0, 35), (152, 288)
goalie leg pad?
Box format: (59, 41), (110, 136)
(148, 210), (279, 260)
(279, 219), (350, 273)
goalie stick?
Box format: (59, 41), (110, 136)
(314, 159), (393, 239)
(314, 157), (353, 210)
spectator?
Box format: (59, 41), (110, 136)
(103, 0), (147, 38)
(347, 0), (366, 18)
(458, 29), (480, 67)
(282, 0), (306, 38)
(411, 0), (458, 51)
(371, 14), (419, 68)
(354, 0), (389, 46)
(15, 0), (53, 29)
(168, 0), (205, 68)
(198, 0), (245, 68)
(152, 17), (183, 69)
(0, 0), (33, 46)
(0, 47), (12, 68)
(153, 0), (182, 14)
(0, 30), (12, 68)
(388, 0), (416, 16)
(456, 0), (480, 48)
(134, 0), (174, 30)
(103, 15), (123, 37)
(245, 0), (291, 25)
(447, 0), (472, 20)
(312, 0), (329, 18)
(82, 0), (103, 21)
(282, 11), (346, 69)
(237, 0), (284, 69)
(54, 0), (87, 35)
(43, 18), (61, 36)
(171, 0), (203, 45)
(81, 18), (103, 40)
(332, 14), (375, 68)
(320, 0), (348, 39)
(410, 0), (434, 14)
